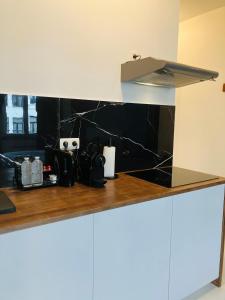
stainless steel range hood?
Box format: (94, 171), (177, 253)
(121, 56), (219, 88)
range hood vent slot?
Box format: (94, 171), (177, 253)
(121, 56), (219, 88)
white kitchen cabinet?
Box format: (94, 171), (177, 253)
(0, 215), (93, 300)
(0, 185), (223, 300)
(93, 197), (173, 300)
(169, 185), (224, 300)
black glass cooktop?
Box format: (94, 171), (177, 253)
(126, 167), (218, 188)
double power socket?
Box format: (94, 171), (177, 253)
(60, 138), (80, 150)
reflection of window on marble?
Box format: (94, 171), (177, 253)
(30, 96), (36, 105)
(12, 95), (24, 107)
(7, 117), (9, 133)
(29, 116), (37, 134)
(13, 117), (24, 134)
(5, 95), (37, 135)
(28, 96), (37, 134)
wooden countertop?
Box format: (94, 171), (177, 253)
(0, 174), (225, 234)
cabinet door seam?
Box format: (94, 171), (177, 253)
(168, 197), (174, 300)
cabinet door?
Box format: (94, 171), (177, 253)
(94, 198), (172, 300)
(169, 185), (224, 300)
(0, 216), (93, 300)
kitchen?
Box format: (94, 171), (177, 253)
(0, 0), (225, 299)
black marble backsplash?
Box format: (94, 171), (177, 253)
(0, 94), (175, 187)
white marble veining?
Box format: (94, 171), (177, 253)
(60, 101), (173, 160)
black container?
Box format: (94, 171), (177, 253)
(45, 147), (77, 187)
(78, 143), (106, 188)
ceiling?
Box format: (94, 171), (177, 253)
(180, 0), (225, 21)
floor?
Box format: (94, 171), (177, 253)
(185, 283), (225, 300)
(185, 249), (225, 299)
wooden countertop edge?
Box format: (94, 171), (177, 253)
(0, 176), (225, 235)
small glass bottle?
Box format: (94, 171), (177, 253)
(31, 157), (43, 186)
(21, 157), (32, 187)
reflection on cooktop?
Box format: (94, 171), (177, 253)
(126, 167), (218, 188)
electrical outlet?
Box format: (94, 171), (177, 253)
(60, 138), (80, 150)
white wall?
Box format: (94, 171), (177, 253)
(0, 0), (179, 105)
(174, 7), (225, 176)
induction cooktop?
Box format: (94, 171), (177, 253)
(126, 167), (218, 188)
